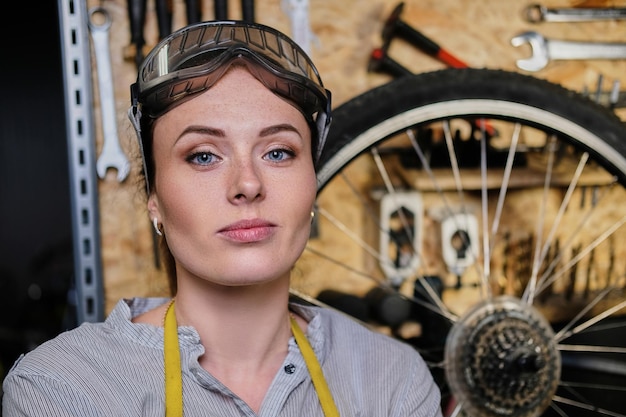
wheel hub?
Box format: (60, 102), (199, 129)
(444, 296), (561, 417)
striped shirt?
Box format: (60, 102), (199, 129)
(2, 297), (442, 416)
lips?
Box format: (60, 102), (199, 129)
(218, 219), (276, 243)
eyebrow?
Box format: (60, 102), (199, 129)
(177, 125), (225, 141)
(259, 123), (302, 138)
(177, 123), (302, 142)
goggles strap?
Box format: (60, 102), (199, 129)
(315, 89), (332, 162)
(128, 106), (151, 195)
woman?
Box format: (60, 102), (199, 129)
(2, 21), (442, 416)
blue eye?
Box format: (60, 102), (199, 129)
(187, 152), (215, 165)
(265, 149), (294, 162)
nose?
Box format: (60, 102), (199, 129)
(228, 158), (264, 203)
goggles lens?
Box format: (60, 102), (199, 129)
(134, 20), (329, 119)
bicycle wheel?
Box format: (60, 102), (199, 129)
(292, 68), (626, 417)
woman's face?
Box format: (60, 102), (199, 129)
(148, 67), (317, 287)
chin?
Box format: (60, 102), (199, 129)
(211, 261), (294, 286)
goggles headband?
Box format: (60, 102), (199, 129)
(131, 20), (330, 120)
(129, 20), (332, 181)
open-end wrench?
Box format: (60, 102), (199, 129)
(282, 0), (315, 55)
(524, 4), (626, 23)
(89, 7), (130, 182)
(511, 31), (626, 72)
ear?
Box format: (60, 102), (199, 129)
(147, 193), (161, 220)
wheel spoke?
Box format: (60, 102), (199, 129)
(537, 216), (626, 300)
(479, 122), (493, 298)
(407, 128), (486, 294)
(553, 395), (626, 417)
(535, 183), (617, 295)
(554, 286), (616, 340)
(442, 120), (465, 201)
(443, 120), (482, 278)
(548, 402), (570, 417)
(557, 298), (626, 341)
(526, 135), (557, 304)
(489, 123), (521, 253)
(305, 68), (626, 417)
(446, 401), (464, 417)
(337, 172), (385, 235)
(558, 344), (626, 354)
(316, 206), (385, 264)
(406, 129), (457, 218)
(526, 152), (590, 304)
(370, 147), (423, 276)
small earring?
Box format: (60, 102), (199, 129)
(311, 211), (315, 218)
(153, 218), (163, 236)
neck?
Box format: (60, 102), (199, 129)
(172, 279), (294, 413)
(174, 277), (293, 365)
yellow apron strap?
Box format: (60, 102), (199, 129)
(290, 316), (341, 417)
(164, 301), (183, 417)
(164, 302), (339, 417)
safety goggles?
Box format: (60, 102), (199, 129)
(129, 20), (331, 160)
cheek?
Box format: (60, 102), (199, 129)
(290, 170), (317, 223)
(155, 169), (212, 225)
(156, 184), (188, 227)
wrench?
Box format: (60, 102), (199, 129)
(89, 7), (130, 182)
(511, 31), (626, 72)
(282, 0), (316, 55)
(524, 4), (626, 23)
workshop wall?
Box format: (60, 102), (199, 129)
(84, 0), (626, 313)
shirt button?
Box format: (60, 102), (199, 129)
(284, 363), (296, 374)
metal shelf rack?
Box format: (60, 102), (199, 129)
(57, 0), (104, 323)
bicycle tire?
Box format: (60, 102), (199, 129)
(318, 69), (626, 186)
(297, 68), (626, 417)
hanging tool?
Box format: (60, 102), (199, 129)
(88, 7), (130, 182)
(368, 44), (414, 77)
(585, 79), (626, 109)
(185, 0), (202, 24)
(242, 0), (255, 22)
(282, 0), (316, 55)
(441, 212), (479, 283)
(126, 0), (147, 69)
(382, 2), (468, 68)
(214, 0), (228, 20)
(369, 2), (495, 135)
(512, 31), (626, 72)
(155, 0), (173, 39)
(524, 4), (626, 23)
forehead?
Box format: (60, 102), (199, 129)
(153, 67), (311, 137)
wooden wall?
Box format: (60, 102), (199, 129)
(84, 0), (626, 313)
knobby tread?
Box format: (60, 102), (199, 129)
(321, 68), (626, 181)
